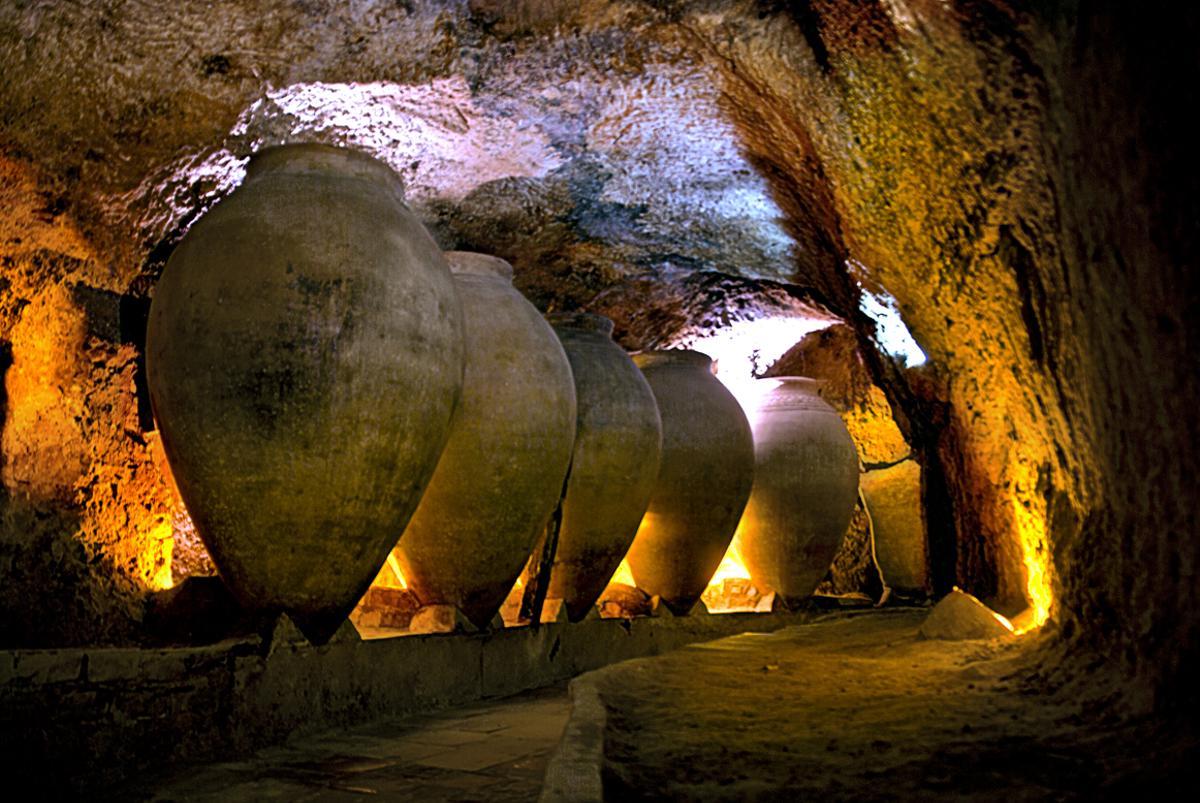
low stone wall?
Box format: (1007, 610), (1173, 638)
(0, 609), (810, 794)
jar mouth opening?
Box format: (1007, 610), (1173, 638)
(547, 312), (615, 337)
(632, 349), (714, 370)
(245, 143), (405, 193)
(445, 251), (515, 281)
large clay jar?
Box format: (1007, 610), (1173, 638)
(546, 313), (662, 622)
(146, 144), (465, 643)
(626, 350), (754, 615)
(732, 377), (859, 600)
(393, 252), (577, 629)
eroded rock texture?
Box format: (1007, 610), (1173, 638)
(0, 157), (179, 646)
(0, 1), (1195, 717)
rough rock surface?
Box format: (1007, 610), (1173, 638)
(812, 500), (880, 599)
(0, 1), (1196, 726)
(0, 157), (179, 646)
(919, 589), (1013, 641)
(861, 458), (929, 594)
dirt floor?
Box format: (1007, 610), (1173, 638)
(594, 610), (1197, 801)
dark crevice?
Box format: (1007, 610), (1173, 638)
(119, 293), (155, 433)
(0, 338), (11, 482)
(999, 224), (1048, 367)
(781, 1), (831, 73)
(861, 454), (915, 473)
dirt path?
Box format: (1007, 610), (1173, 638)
(594, 610), (1194, 801)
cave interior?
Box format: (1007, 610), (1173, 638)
(1, 0), (1197, 799)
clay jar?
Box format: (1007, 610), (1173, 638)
(146, 144), (465, 643)
(732, 377), (859, 600)
(546, 313), (662, 622)
(626, 350), (754, 615)
(393, 252), (577, 629)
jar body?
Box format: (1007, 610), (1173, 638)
(733, 377), (860, 600)
(626, 350), (754, 615)
(547, 314), (662, 622)
(146, 144), (465, 643)
(393, 252), (577, 629)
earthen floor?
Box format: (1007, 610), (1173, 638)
(126, 684), (570, 802)
(591, 610), (1194, 801)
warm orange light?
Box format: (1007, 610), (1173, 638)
(1011, 499), (1052, 634)
(148, 519), (175, 591)
(701, 541), (763, 613)
(371, 552), (408, 589)
(707, 540), (752, 586)
(607, 543), (753, 598)
(609, 557), (635, 587)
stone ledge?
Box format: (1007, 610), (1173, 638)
(539, 678), (607, 803)
(0, 609), (810, 795)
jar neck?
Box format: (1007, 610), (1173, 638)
(633, 349), (714, 372)
(244, 144), (405, 196)
(547, 312), (615, 338)
(445, 251), (514, 283)
(757, 376), (834, 412)
(765, 376), (826, 396)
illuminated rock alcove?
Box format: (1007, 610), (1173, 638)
(1, 1), (1196, 797)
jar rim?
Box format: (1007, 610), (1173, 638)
(547, 312), (615, 337)
(245, 143), (405, 193)
(761, 375), (826, 391)
(632, 349), (714, 370)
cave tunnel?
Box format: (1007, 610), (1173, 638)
(1, 1), (1197, 799)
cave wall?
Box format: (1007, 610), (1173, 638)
(680, 0), (1197, 705)
(0, 157), (178, 646)
(1034, 3), (1198, 708)
(1, 0), (1196, 713)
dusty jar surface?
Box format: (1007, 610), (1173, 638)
(625, 349), (754, 615)
(146, 143), (465, 643)
(732, 376), (860, 600)
(546, 313), (662, 622)
(393, 252), (577, 629)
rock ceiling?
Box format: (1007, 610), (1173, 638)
(1, 0), (843, 350)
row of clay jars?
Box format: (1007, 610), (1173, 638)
(617, 365), (860, 611)
(147, 142), (660, 638)
(547, 349), (860, 615)
(148, 142), (858, 637)
(147, 144), (466, 643)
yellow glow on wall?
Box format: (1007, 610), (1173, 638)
(371, 552), (409, 589)
(1011, 499), (1053, 633)
(148, 520), (176, 591)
